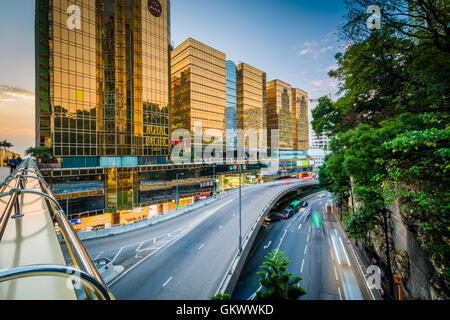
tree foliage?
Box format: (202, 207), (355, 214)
(255, 250), (307, 300)
(314, 0), (450, 292)
(0, 140), (13, 149)
(25, 146), (53, 160)
(211, 293), (230, 300)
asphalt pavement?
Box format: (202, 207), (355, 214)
(82, 178), (313, 299)
(232, 191), (376, 300)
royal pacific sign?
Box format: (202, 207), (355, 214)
(145, 125), (169, 148)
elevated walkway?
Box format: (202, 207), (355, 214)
(0, 159), (113, 300)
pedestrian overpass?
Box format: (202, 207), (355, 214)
(0, 158), (113, 300)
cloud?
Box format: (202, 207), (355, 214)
(303, 41), (317, 48)
(297, 42), (334, 58)
(0, 85), (34, 100)
(311, 80), (324, 87)
(298, 48), (312, 55)
(317, 46), (333, 53)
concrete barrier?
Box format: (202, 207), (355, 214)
(62, 183), (263, 242)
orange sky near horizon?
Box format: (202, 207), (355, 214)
(0, 87), (35, 156)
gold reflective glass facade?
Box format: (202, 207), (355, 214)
(170, 38), (226, 144)
(236, 63), (266, 149)
(266, 79), (294, 150)
(291, 88), (309, 150)
(36, 0), (170, 158)
(266, 80), (309, 151)
(51, 0), (97, 157)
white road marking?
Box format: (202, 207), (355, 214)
(304, 243), (308, 255)
(198, 243), (205, 250)
(93, 252), (103, 260)
(287, 219), (295, 229)
(135, 242), (144, 252)
(298, 223), (302, 230)
(162, 276), (173, 287)
(306, 232), (310, 243)
(300, 258), (305, 273)
(111, 247), (124, 264)
(275, 230), (288, 253)
(218, 225), (223, 230)
(330, 248), (335, 261)
(264, 241), (272, 249)
(338, 287), (343, 300)
(334, 266), (339, 281)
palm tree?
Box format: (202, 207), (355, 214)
(0, 139), (13, 151)
(25, 146), (52, 161)
(255, 249), (307, 300)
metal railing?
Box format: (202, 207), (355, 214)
(0, 158), (114, 300)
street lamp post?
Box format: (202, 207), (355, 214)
(239, 163), (242, 254)
(213, 163), (217, 198)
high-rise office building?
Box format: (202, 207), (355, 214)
(266, 80), (309, 155)
(266, 79), (294, 151)
(35, 3), (314, 227)
(236, 63), (266, 152)
(308, 99), (330, 167)
(291, 88), (309, 151)
(170, 38), (227, 149)
(35, 0), (171, 167)
(226, 60), (237, 151)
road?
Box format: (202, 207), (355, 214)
(232, 191), (377, 300)
(82, 178), (316, 299)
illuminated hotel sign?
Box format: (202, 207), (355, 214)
(145, 125), (169, 148)
(148, 0), (162, 17)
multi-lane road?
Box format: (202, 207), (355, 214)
(82, 178), (315, 299)
(232, 191), (379, 300)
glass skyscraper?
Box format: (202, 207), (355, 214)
(226, 60), (237, 151)
(170, 38), (227, 150)
(266, 79), (309, 153)
(35, 3), (314, 227)
(35, 0), (171, 167)
(236, 63), (266, 154)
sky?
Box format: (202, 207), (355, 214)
(0, 0), (348, 155)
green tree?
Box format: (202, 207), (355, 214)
(25, 146), (53, 161)
(255, 250), (306, 300)
(211, 293), (230, 300)
(311, 0), (450, 298)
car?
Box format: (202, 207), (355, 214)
(300, 201), (308, 207)
(318, 193), (326, 198)
(282, 208), (295, 219)
(265, 213), (285, 222)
